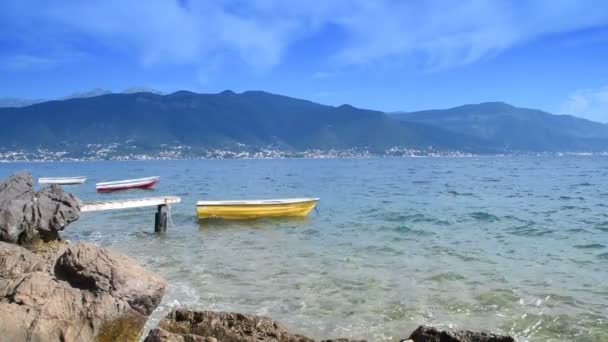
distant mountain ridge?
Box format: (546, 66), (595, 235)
(0, 97), (45, 108)
(0, 90), (606, 157)
(0, 87), (164, 108)
(0, 90), (489, 155)
(390, 102), (608, 152)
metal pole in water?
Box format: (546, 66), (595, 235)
(154, 204), (168, 233)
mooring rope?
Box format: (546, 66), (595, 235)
(167, 204), (175, 229)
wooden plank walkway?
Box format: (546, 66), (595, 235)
(81, 196), (181, 212)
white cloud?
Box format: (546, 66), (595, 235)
(560, 86), (608, 123)
(2, 0), (608, 74)
(0, 55), (58, 71)
(331, 0), (608, 70)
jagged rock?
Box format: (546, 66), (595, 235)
(146, 328), (219, 342)
(145, 310), (315, 342)
(35, 183), (81, 240)
(0, 240), (44, 278)
(55, 242), (166, 316)
(0, 172), (81, 243)
(407, 325), (515, 342)
(145, 309), (368, 342)
(0, 241), (166, 341)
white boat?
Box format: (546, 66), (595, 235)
(96, 176), (160, 192)
(38, 176), (87, 185)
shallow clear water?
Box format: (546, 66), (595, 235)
(1, 157), (607, 341)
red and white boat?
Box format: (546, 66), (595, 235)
(96, 176), (160, 192)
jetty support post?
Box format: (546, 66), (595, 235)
(154, 204), (168, 233)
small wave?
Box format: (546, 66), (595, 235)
(507, 222), (554, 237)
(567, 228), (589, 233)
(482, 177), (501, 182)
(476, 289), (519, 309)
(382, 212), (449, 226)
(597, 252), (608, 260)
(382, 213), (412, 223)
(561, 205), (590, 211)
(559, 196), (585, 201)
(594, 222), (608, 232)
(574, 243), (606, 249)
(363, 244), (404, 256)
(507, 312), (608, 341)
(392, 225), (435, 236)
(503, 215), (528, 223)
(425, 272), (466, 282)
(447, 190), (474, 196)
(470, 212), (500, 222)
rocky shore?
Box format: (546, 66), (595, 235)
(144, 309), (514, 342)
(0, 172), (515, 341)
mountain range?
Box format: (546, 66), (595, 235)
(0, 87), (164, 108)
(391, 102), (608, 152)
(0, 90), (606, 156)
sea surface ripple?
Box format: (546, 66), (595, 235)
(1, 156), (607, 341)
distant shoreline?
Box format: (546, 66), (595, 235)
(0, 151), (606, 163)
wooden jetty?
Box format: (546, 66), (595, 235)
(81, 196), (181, 233)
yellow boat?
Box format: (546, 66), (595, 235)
(196, 197), (319, 220)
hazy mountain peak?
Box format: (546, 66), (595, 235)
(122, 86), (163, 94)
(390, 101), (608, 151)
(219, 90), (236, 95)
(452, 101), (516, 112)
(63, 88), (112, 100)
(0, 97), (46, 108)
(168, 90), (197, 97)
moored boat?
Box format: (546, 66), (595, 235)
(196, 197), (319, 220)
(38, 176), (87, 185)
(96, 176), (160, 192)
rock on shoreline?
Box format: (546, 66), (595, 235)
(0, 241), (166, 341)
(144, 309), (514, 342)
(0, 172), (80, 243)
(407, 325), (515, 342)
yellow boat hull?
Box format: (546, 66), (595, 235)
(196, 198), (318, 220)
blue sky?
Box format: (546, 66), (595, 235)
(1, 0), (608, 121)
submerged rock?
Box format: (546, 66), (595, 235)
(145, 309), (367, 342)
(0, 172), (81, 243)
(407, 325), (515, 342)
(0, 241), (166, 341)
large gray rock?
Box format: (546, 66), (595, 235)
(0, 172), (80, 243)
(145, 309), (368, 342)
(0, 241), (166, 341)
(407, 325), (515, 342)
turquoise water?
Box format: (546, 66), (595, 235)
(1, 157), (607, 341)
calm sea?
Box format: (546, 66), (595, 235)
(1, 157), (607, 341)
